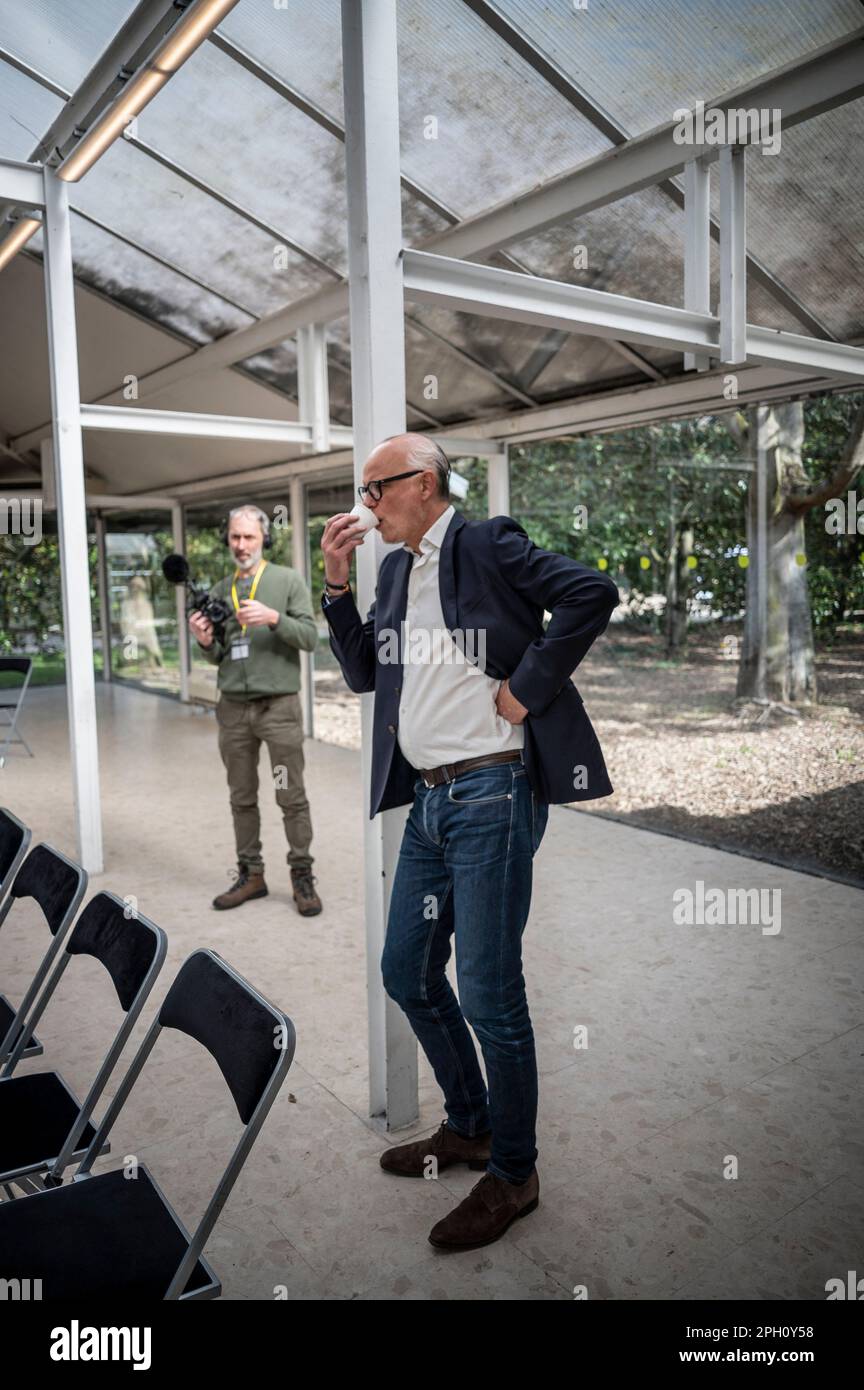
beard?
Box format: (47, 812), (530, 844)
(235, 545), (263, 573)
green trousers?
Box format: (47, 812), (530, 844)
(215, 692), (313, 874)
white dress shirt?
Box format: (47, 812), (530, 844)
(396, 504), (524, 770)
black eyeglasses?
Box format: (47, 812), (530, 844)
(358, 469), (426, 503)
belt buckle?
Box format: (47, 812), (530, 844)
(422, 769), (436, 789)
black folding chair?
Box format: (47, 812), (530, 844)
(0, 892), (167, 1197)
(0, 807), (31, 907)
(0, 949), (296, 1299)
(0, 658), (34, 766)
(0, 843), (86, 1066)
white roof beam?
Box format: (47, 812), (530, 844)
(403, 249), (864, 381)
(0, 158), (45, 209)
(79, 404), (353, 446)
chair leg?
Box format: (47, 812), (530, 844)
(0, 707), (32, 759)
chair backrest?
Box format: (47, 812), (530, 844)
(3, 892), (168, 1179)
(0, 808), (31, 901)
(75, 949), (295, 1299)
(0, 844), (87, 1061)
(0, 659), (32, 708)
(8, 843), (85, 936)
(158, 950), (289, 1124)
(67, 892), (166, 1013)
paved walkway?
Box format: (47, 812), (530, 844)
(1, 683), (862, 1299)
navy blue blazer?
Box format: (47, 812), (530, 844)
(321, 510), (619, 820)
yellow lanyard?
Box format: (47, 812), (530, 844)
(231, 559), (267, 636)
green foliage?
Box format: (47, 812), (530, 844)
(508, 394), (864, 637)
(800, 393), (864, 635)
(3, 392), (862, 669)
(508, 418), (750, 623)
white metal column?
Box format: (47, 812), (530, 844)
(719, 145), (747, 364)
(289, 476), (314, 739)
(487, 445), (510, 517)
(684, 156), (711, 372)
(754, 403), (770, 699)
(297, 324), (331, 454)
(342, 0), (416, 1131)
(42, 167), (103, 872)
(171, 502), (190, 703)
(94, 513), (112, 685)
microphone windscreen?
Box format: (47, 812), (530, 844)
(162, 553), (189, 584)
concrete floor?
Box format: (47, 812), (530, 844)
(1, 681), (862, 1300)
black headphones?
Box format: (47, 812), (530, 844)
(222, 507), (273, 549)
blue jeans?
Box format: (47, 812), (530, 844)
(381, 757), (549, 1184)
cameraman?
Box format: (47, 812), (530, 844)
(189, 504), (321, 917)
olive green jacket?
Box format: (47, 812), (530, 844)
(196, 561), (318, 699)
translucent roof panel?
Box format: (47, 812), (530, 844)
(496, 0), (864, 139)
(394, 0), (612, 220)
(134, 41), (350, 273)
(0, 0), (141, 92)
(713, 105), (864, 341)
(0, 63), (64, 162)
(406, 300), (568, 396)
(70, 139), (335, 318)
(238, 335), (354, 425)
(529, 337), (679, 399)
(219, 0), (614, 218)
(217, 0), (345, 119)
(509, 183), (829, 339)
(404, 318), (515, 422)
(30, 217), (254, 347)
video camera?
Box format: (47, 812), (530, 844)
(162, 553), (232, 646)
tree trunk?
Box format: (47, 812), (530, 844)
(737, 401), (817, 703)
(665, 518), (693, 656)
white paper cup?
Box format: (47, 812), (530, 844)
(348, 502), (380, 537)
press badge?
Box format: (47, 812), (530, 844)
(230, 638), (250, 660)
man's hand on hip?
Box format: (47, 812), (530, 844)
(496, 677), (529, 724)
(237, 599), (280, 629)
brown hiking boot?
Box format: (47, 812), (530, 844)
(380, 1119), (492, 1178)
(291, 866), (322, 916)
(212, 865), (268, 911)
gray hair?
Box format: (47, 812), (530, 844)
(228, 504), (270, 540)
(401, 435), (452, 500)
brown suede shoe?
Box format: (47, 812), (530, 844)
(380, 1119), (492, 1178)
(212, 865), (268, 911)
(428, 1168), (539, 1250)
(291, 866), (322, 916)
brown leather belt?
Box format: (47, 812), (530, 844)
(417, 749), (523, 789)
